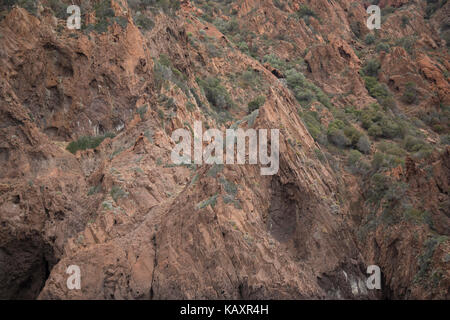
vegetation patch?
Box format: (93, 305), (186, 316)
(196, 194), (219, 210)
(248, 96), (266, 113)
(110, 185), (128, 203)
(66, 132), (115, 154)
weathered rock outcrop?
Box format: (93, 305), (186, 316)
(0, 0), (448, 300)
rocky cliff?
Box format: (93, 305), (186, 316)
(0, 0), (448, 299)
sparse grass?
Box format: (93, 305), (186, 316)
(395, 36), (416, 55)
(88, 184), (102, 196)
(110, 185), (128, 202)
(137, 104), (148, 120)
(196, 194), (218, 210)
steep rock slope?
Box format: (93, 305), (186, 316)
(0, 0), (448, 299)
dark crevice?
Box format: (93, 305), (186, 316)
(149, 234), (158, 300)
(0, 232), (57, 299)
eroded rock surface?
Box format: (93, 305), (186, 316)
(0, 0), (448, 299)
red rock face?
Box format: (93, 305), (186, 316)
(0, 0), (448, 299)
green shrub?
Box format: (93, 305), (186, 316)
(137, 104), (148, 120)
(88, 184), (102, 196)
(402, 82), (418, 104)
(297, 4), (318, 20)
(381, 95), (397, 110)
(379, 118), (402, 139)
(350, 21), (362, 38)
(381, 6), (395, 20)
(412, 145), (433, 159)
(262, 54), (287, 71)
(5, 0), (36, 14)
(206, 42), (221, 58)
(66, 132), (115, 154)
(361, 103), (406, 139)
(47, 0), (68, 19)
(285, 68), (331, 108)
(361, 59), (381, 77)
(371, 152), (385, 171)
(197, 77), (235, 112)
(371, 151), (404, 171)
(134, 14), (154, 30)
(404, 135), (423, 152)
(240, 69), (262, 89)
(153, 55), (188, 94)
(95, 0), (115, 19)
(415, 235), (448, 282)
(196, 194), (218, 210)
(378, 141), (406, 157)
(440, 134), (450, 145)
(274, 0), (286, 11)
(344, 126), (363, 147)
(82, 0), (115, 34)
(384, 180), (408, 203)
(348, 149), (361, 166)
(135, 0), (180, 14)
(328, 119), (345, 131)
(286, 68), (307, 88)
(112, 16), (128, 29)
(367, 173), (390, 202)
(365, 34), (376, 45)
(328, 120), (351, 147)
(403, 207), (427, 224)
(237, 41), (249, 53)
(401, 15), (410, 28)
(364, 76), (385, 96)
(363, 76), (392, 108)
(360, 103), (382, 129)
(292, 87), (314, 105)
(348, 151), (370, 175)
(314, 148), (326, 162)
(375, 42), (390, 53)
(424, 0), (446, 19)
(442, 30), (450, 48)
(248, 96), (266, 113)
(357, 135), (371, 154)
(368, 124), (383, 137)
(214, 17), (239, 35)
(299, 110), (326, 144)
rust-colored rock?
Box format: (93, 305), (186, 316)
(0, 0), (448, 300)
